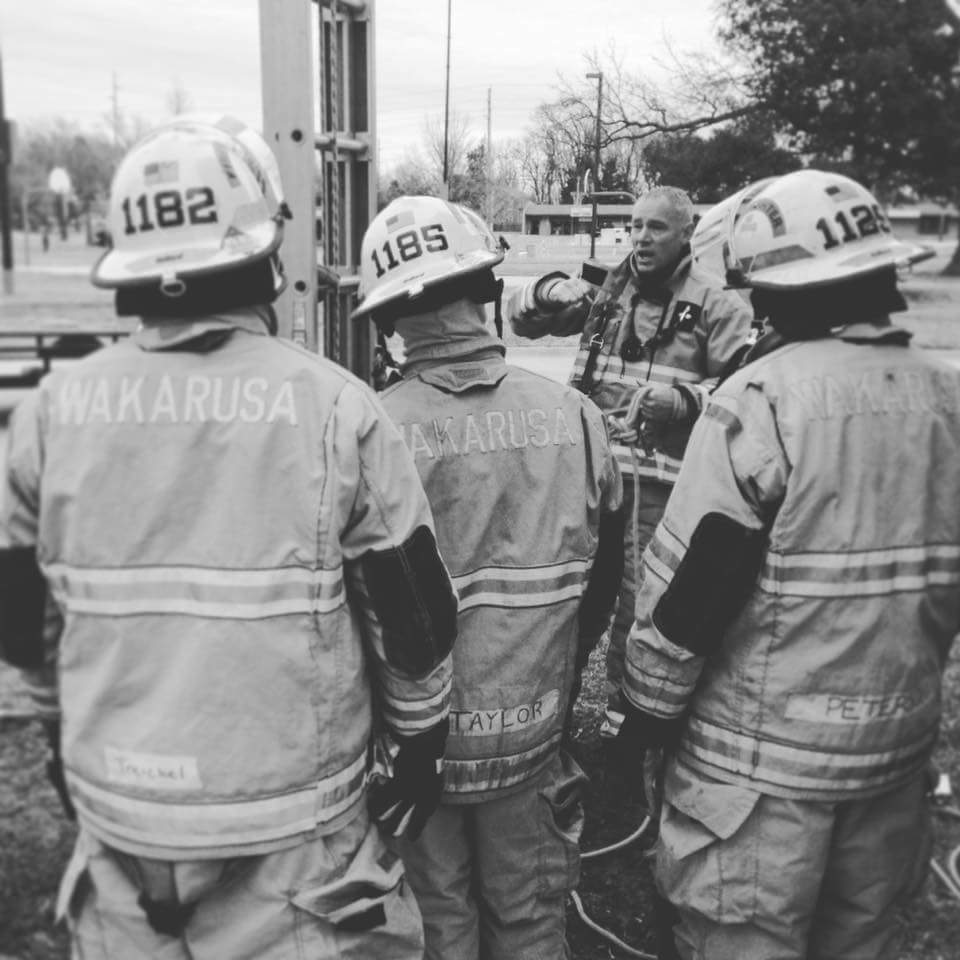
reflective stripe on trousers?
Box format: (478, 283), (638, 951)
(605, 474), (671, 709)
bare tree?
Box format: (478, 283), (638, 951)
(558, 44), (752, 148)
(379, 149), (441, 207)
(500, 137), (553, 203)
(421, 110), (477, 187)
(165, 79), (196, 117)
(100, 107), (152, 152)
(517, 43), (754, 197)
(378, 111), (485, 206)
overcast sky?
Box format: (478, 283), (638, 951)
(2, 0), (723, 167)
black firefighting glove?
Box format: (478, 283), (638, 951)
(42, 720), (76, 821)
(609, 701), (684, 803)
(368, 721), (447, 841)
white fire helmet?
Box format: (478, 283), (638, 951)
(92, 114), (288, 294)
(352, 196), (504, 319)
(726, 169), (932, 290)
(689, 176), (780, 286)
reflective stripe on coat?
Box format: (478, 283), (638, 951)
(382, 351), (622, 799)
(1, 316), (453, 857)
(625, 336), (960, 799)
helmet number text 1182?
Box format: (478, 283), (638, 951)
(122, 188), (218, 235)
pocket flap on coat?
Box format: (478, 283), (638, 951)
(291, 829), (404, 928)
(664, 762), (760, 842)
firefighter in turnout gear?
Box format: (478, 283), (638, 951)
(353, 195), (624, 960)
(0, 117), (457, 960)
(618, 169), (960, 960)
(506, 186), (753, 742)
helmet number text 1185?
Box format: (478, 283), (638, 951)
(370, 223), (449, 278)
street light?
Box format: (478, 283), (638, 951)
(441, 0), (452, 199)
(585, 71), (603, 258)
(19, 187), (47, 265)
(48, 166), (72, 241)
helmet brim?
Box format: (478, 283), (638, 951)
(351, 249), (503, 319)
(91, 221), (283, 289)
(741, 237), (934, 290)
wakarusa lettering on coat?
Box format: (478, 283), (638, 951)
(397, 407), (579, 459)
(55, 375), (299, 425)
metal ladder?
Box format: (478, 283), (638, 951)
(259, 0), (377, 381)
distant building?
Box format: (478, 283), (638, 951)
(520, 201), (712, 238)
(520, 200), (958, 241)
(887, 203), (958, 239)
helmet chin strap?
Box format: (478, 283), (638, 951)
(263, 304), (278, 336)
(463, 272), (503, 338)
(491, 278), (504, 339)
(372, 329), (403, 391)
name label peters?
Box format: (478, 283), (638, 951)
(397, 407), (579, 460)
(784, 688), (932, 724)
(105, 746), (203, 791)
(450, 689), (559, 736)
(55, 375), (299, 426)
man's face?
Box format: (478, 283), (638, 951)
(630, 194), (693, 276)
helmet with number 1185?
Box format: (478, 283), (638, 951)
(352, 196), (503, 320)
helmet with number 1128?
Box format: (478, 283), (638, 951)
(352, 196), (504, 321)
(725, 169), (932, 290)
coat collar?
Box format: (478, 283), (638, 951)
(133, 307), (272, 351)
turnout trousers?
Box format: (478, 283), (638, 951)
(56, 808), (424, 960)
(656, 761), (932, 960)
(394, 751), (587, 960)
(604, 475), (671, 731)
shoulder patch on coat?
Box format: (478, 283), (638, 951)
(672, 301), (701, 332)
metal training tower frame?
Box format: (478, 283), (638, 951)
(259, 0), (377, 381)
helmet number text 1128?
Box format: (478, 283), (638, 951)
(815, 203), (891, 251)
(370, 223), (449, 278)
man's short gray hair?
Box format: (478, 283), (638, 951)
(637, 186), (694, 226)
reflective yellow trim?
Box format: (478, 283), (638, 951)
(66, 751), (368, 849)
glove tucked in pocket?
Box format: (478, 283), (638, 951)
(292, 823), (423, 960)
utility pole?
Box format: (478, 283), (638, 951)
(485, 86), (492, 225)
(0, 48), (13, 294)
(111, 72), (121, 147)
(441, 0), (452, 199)
(586, 71), (603, 259)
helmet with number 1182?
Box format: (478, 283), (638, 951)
(92, 114), (288, 302)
